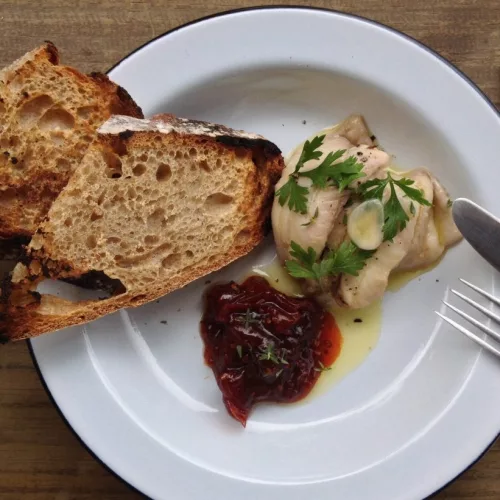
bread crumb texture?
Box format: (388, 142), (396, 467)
(0, 42), (143, 238)
(2, 116), (284, 340)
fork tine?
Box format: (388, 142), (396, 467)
(451, 289), (500, 325)
(443, 301), (500, 343)
(435, 311), (500, 358)
(459, 279), (500, 308)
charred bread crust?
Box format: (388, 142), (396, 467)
(88, 72), (143, 118)
(0, 235), (30, 259)
(100, 114), (283, 166)
(215, 136), (282, 160)
(42, 40), (59, 64)
(62, 270), (127, 295)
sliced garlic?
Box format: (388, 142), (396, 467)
(347, 199), (384, 250)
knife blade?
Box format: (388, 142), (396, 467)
(452, 198), (500, 273)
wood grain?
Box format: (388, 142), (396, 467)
(0, 1), (499, 498)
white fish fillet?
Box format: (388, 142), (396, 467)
(272, 116), (390, 263)
(271, 114), (462, 310)
(337, 183), (418, 308)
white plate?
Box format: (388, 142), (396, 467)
(30, 7), (500, 500)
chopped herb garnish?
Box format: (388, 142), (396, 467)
(285, 240), (372, 281)
(235, 309), (261, 329)
(236, 345), (243, 358)
(301, 207), (319, 226)
(314, 361), (332, 372)
(357, 173), (431, 241)
(258, 342), (288, 365)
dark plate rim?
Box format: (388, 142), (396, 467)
(28, 5), (499, 500)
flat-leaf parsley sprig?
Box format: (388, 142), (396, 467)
(276, 136), (365, 214)
(285, 241), (373, 281)
(357, 173), (431, 241)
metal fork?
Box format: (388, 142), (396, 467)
(436, 279), (500, 358)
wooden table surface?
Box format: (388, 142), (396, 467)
(0, 1), (499, 498)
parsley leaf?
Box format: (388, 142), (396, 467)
(276, 135), (364, 213)
(393, 176), (431, 207)
(275, 179), (309, 214)
(357, 173), (431, 241)
(324, 241), (374, 276)
(295, 135), (325, 172)
(300, 151), (365, 191)
(285, 259), (318, 279)
(285, 241), (372, 280)
(383, 182), (410, 241)
(357, 176), (389, 200)
(298, 149), (344, 188)
(276, 136), (324, 213)
(286, 241), (319, 278)
(289, 240), (317, 267)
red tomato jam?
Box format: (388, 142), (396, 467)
(200, 276), (342, 426)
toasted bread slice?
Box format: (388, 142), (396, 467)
(0, 114), (284, 341)
(0, 42), (143, 240)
